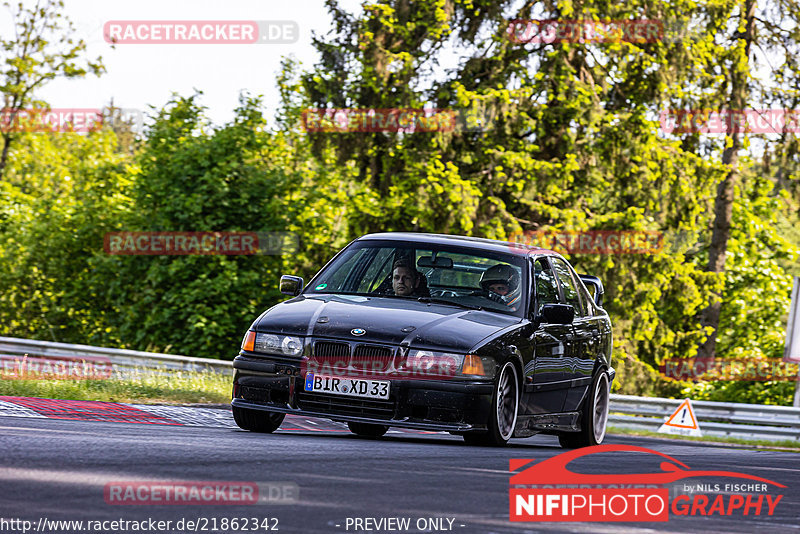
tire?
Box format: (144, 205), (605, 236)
(347, 422), (389, 438)
(463, 361), (519, 447)
(232, 406), (285, 433)
(558, 370), (610, 449)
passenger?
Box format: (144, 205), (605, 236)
(479, 264), (521, 310)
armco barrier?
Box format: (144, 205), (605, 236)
(0, 336), (231, 379)
(1, 336), (797, 442)
(610, 394), (800, 442)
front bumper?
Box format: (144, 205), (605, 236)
(232, 354), (494, 432)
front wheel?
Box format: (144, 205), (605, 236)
(463, 361), (519, 447)
(558, 370), (609, 449)
(347, 422), (389, 438)
(232, 406), (285, 433)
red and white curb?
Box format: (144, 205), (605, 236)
(0, 396), (442, 435)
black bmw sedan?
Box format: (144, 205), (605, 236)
(231, 232), (614, 447)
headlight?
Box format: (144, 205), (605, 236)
(402, 350), (495, 378)
(250, 333), (304, 356)
(404, 350), (464, 378)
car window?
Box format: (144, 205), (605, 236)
(306, 242), (527, 317)
(316, 247), (368, 292)
(419, 250), (495, 289)
(533, 258), (560, 312)
(357, 248), (395, 293)
(551, 257), (586, 317)
(575, 277), (596, 316)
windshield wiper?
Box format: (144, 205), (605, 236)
(417, 297), (483, 311)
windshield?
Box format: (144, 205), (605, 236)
(305, 241), (528, 317)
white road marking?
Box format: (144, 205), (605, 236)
(0, 400), (47, 419)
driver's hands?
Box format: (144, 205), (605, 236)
(486, 291), (504, 304)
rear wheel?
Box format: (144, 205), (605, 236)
(347, 422), (389, 438)
(463, 361), (519, 447)
(558, 370), (609, 449)
(232, 406), (285, 433)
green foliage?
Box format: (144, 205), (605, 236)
(97, 94), (292, 357)
(0, 129), (132, 343)
(0, 93), (349, 359)
(682, 380), (795, 406)
(0, 0), (105, 176)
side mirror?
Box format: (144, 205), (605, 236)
(280, 275), (304, 296)
(579, 274), (604, 307)
(539, 303), (575, 325)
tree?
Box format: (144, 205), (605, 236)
(695, 0), (756, 359)
(293, 1), (723, 390)
(0, 126), (133, 342)
(0, 0), (104, 178)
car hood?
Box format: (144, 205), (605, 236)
(254, 294), (521, 353)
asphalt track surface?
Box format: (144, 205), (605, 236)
(0, 403), (798, 534)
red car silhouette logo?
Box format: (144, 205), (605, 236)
(510, 444), (785, 487)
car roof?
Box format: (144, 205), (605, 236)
(357, 232), (554, 257)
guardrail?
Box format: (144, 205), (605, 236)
(2, 336), (798, 442)
(0, 336), (232, 379)
(610, 394), (800, 442)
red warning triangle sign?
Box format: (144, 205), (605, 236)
(664, 399), (699, 429)
(658, 398), (702, 437)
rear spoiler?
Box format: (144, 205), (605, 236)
(579, 274), (604, 308)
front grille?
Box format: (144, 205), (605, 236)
(351, 344), (394, 372)
(296, 391), (396, 419)
(314, 341), (350, 359)
(312, 341), (351, 371)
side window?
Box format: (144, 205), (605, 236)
(551, 257), (586, 317)
(533, 258), (560, 312)
(575, 277), (596, 316)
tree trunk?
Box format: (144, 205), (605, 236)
(697, 0), (755, 360)
(0, 133), (12, 180)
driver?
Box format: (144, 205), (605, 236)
(479, 264), (521, 310)
(392, 260), (426, 297)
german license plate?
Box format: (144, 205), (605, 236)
(303, 374), (390, 400)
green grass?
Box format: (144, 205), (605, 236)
(608, 426), (800, 451)
(0, 368), (232, 404)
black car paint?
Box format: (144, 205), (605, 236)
(232, 232), (613, 437)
